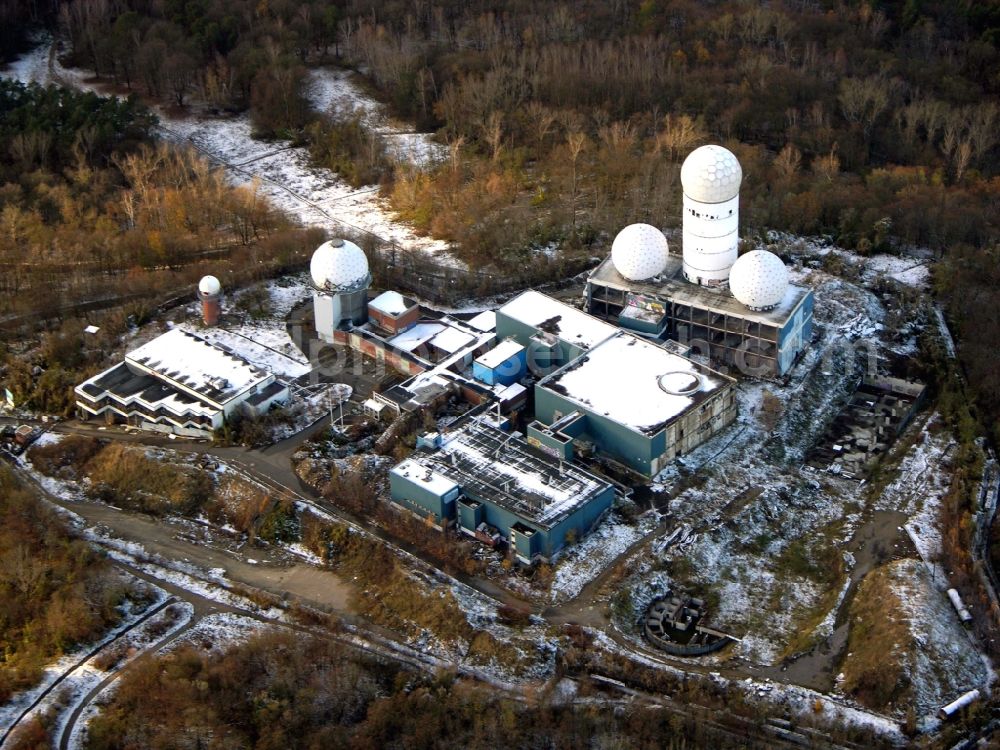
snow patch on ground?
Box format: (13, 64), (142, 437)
(3, 38), (455, 264)
(162, 613), (275, 655)
(765, 231), (933, 290)
(885, 558), (988, 717)
(874, 417), (954, 568)
(550, 511), (660, 604)
(306, 68), (447, 168)
(60, 601), (194, 750)
(32, 430), (63, 447)
(0, 581), (169, 741)
(865, 254), (931, 287)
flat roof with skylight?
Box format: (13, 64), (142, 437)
(499, 290), (618, 350)
(126, 328), (270, 406)
(408, 419), (612, 529)
(540, 331), (731, 436)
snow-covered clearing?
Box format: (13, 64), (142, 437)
(875, 416), (954, 570)
(2, 38), (455, 265)
(873, 558), (989, 718)
(306, 68), (448, 168)
(765, 231), (932, 289)
(162, 612), (276, 655)
(550, 511), (661, 604)
(155, 69), (454, 263)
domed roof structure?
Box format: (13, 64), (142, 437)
(310, 239), (370, 292)
(198, 275), (221, 295)
(611, 223), (669, 281)
(680, 145), (743, 204)
(729, 250), (789, 311)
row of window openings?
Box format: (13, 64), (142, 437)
(688, 208), (734, 219)
(82, 400), (213, 426)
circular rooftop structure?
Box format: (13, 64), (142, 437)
(611, 223), (670, 281)
(310, 239), (370, 292)
(198, 275), (221, 296)
(729, 249), (789, 311)
(680, 145), (743, 204)
(658, 370), (704, 396)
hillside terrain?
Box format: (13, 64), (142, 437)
(0, 3), (998, 749)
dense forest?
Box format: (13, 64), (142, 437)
(0, 78), (319, 414)
(84, 629), (779, 750)
(0, 465), (142, 706)
(11, 0), (996, 444)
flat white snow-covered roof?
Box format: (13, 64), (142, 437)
(392, 459), (458, 497)
(475, 339), (525, 369)
(417, 419), (609, 527)
(466, 310), (497, 332)
(495, 382), (527, 402)
(369, 290), (413, 316)
(543, 332), (729, 435)
(126, 328), (270, 405)
(388, 322), (446, 352)
(498, 290), (617, 350)
(429, 326), (475, 354)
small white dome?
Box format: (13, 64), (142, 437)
(199, 275), (221, 295)
(310, 239), (370, 291)
(680, 145), (743, 204)
(611, 223), (669, 281)
(729, 250), (789, 311)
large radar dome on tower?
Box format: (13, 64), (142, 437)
(611, 223), (669, 281)
(310, 239), (370, 292)
(680, 145), (743, 204)
(680, 144), (743, 288)
(729, 249), (789, 311)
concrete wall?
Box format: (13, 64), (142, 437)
(777, 290), (814, 375)
(534, 385), (658, 474)
(527, 422), (574, 460)
(368, 304), (420, 335)
(495, 311), (585, 377)
(472, 348), (527, 386)
(389, 471), (458, 524)
(338, 331), (427, 376)
(543, 485), (614, 559)
(243, 385), (291, 418)
(534, 382), (738, 476)
(313, 292), (340, 344)
(440, 472), (615, 563)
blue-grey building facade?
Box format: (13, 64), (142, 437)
(389, 419), (615, 563)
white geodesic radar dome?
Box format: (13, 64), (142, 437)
(310, 239), (370, 292)
(729, 250), (789, 311)
(680, 145), (743, 204)
(198, 275), (221, 295)
(611, 223), (670, 281)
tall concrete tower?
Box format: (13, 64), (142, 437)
(198, 275), (222, 326)
(310, 239), (371, 343)
(680, 145), (743, 288)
